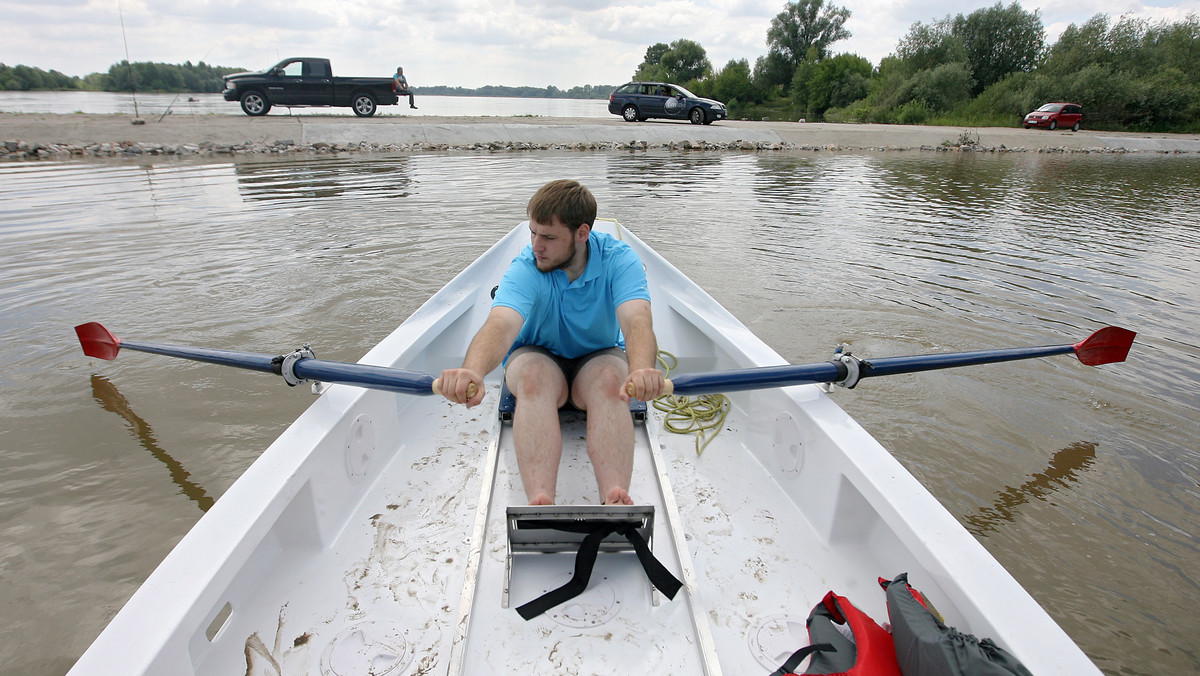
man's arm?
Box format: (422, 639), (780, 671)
(616, 298), (664, 402)
(438, 306), (523, 407)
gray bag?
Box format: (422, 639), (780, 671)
(883, 573), (1033, 676)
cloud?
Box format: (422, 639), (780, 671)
(1, 0), (1195, 86)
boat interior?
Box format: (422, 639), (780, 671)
(70, 220), (1097, 676)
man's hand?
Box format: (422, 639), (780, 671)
(621, 367), (665, 402)
(436, 368), (484, 407)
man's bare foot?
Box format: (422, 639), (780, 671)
(603, 487), (633, 505)
(529, 493), (554, 506)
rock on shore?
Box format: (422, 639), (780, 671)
(3, 113), (1199, 160)
(4, 136), (1176, 161)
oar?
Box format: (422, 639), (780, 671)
(656, 326), (1135, 396)
(74, 322), (475, 397)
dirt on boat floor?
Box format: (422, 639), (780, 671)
(3, 112), (1199, 159)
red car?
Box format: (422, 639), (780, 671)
(1024, 103), (1083, 131)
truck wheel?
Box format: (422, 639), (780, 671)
(240, 91), (270, 116)
(352, 93), (377, 117)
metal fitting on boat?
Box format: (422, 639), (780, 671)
(279, 345), (315, 387)
(830, 344), (864, 389)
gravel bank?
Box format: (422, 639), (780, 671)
(4, 112), (1199, 160)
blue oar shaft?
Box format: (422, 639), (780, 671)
(669, 362), (842, 395)
(120, 339), (277, 372)
(666, 343), (1077, 396)
(862, 344), (1075, 377)
(291, 359), (436, 395)
(117, 339), (437, 395)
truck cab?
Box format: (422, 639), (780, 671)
(267, 58), (334, 106)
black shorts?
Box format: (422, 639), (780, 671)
(505, 345), (627, 407)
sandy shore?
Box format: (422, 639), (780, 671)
(4, 112), (1199, 158)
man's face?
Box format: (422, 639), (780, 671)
(529, 217), (580, 272)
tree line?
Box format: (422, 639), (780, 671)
(2, 61), (616, 100)
(637, 1), (1199, 132)
(1, 60), (245, 93)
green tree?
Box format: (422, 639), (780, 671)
(952, 2), (1044, 94)
(753, 51), (795, 91)
(767, 0), (852, 65)
(764, 0), (851, 87)
(1149, 14), (1200, 81)
(705, 58), (761, 105)
(662, 39), (712, 82)
(103, 60), (243, 92)
(1040, 15), (1111, 75)
(1028, 13), (1199, 129)
(907, 62), (974, 111)
(634, 39), (712, 82)
(895, 18), (967, 74)
(801, 52), (873, 117)
(0, 63), (80, 90)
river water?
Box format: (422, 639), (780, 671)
(0, 91), (611, 118)
(1, 147), (1197, 675)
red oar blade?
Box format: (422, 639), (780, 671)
(75, 322), (122, 360)
(1073, 326), (1136, 366)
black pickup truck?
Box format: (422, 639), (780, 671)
(223, 58), (399, 117)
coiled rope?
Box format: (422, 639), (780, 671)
(652, 351), (730, 455)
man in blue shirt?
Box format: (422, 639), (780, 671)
(437, 180), (665, 506)
(392, 66), (417, 109)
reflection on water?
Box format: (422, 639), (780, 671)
(90, 375), (213, 512)
(234, 156), (415, 202)
(0, 90), (612, 118)
(1, 150), (1198, 675)
(964, 441), (1097, 536)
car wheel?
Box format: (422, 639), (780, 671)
(689, 108), (705, 125)
(239, 91), (270, 116)
(622, 104), (640, 122)
(1049, 120), (1057, 130)
(1072, 121), (1080, 132)
(352, 93), (377, 117)
(1023, 124), (1031, 129)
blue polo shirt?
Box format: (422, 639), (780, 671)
(493, 230), (650, 360)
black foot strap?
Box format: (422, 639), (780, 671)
(515, 520), (683, 620)
(770, 643), (836, 676)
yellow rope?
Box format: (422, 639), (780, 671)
(651, 351), (730, 455)
(596, 217), (622, 239)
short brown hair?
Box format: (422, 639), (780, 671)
(527, 179), (596, 233)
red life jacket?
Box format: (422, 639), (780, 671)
(772, 590), (902, 676)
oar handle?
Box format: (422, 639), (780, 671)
(624, 379), (676, 399)
(432, 378), (478, 400)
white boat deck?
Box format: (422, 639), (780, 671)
(68, 220), (1100, 675)
(164, 388), (916, 676)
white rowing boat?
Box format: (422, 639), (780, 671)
(70, 219), (1109, 675)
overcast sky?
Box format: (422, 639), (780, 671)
(2, 0), (1195, 87)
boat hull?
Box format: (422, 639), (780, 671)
(69, 220), (1099, 675)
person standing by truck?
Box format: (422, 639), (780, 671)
(393, 67), (417, 109)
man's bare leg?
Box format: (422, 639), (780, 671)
(506, 352), (569, 505)
(573, 354), (635, 505)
